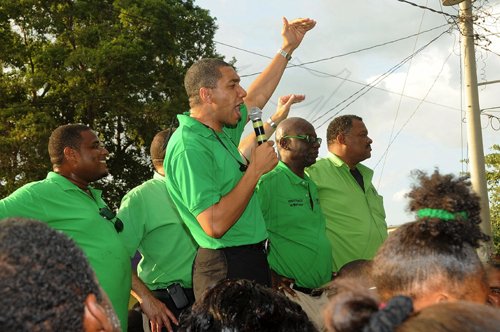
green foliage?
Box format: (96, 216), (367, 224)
(0, 0), (220, 207)
(485, 144), (500, 256)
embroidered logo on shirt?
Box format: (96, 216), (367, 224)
(288, 199), (304, 207)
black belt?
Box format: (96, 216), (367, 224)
(292, 284), (324, 296)
(224, 239), (270, 254)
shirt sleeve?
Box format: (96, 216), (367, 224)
(0, 186), (48, 221)
(117, 190), (145, 258)
(255, 175), (272, 228)
(169, 147), (222, 218)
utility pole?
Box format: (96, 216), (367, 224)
(444, 0), (493, 259)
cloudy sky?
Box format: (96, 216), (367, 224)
(195, 0), (500, 226)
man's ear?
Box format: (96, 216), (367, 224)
(278, 137), (289, 150)
(435, 292), (450, 303)
(199, 87), (212, 104)
(83, 294), (114, 332)
(336, 133), (346, 145)
(63, 147), (78, 164)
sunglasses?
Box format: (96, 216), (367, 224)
(282, 135), (322, 145)
(99, 207), (124, 233)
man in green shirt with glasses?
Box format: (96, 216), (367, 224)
(256, 117), (332, 331)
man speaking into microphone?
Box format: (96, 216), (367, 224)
(164, 17), (315, 300)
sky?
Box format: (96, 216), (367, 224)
(195, 0), (500, 227)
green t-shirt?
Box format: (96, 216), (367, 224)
(305, 152), (388, 272)
(0, 172), (131, 330)
(164, 105), (268, 248)
(257, 161), (332, 288)
(117, 172), (198, 289)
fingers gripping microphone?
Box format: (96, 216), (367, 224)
(249, 107), (267, 145)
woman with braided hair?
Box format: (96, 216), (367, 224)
(324, 286), (500, 332)
(371, 169), (490, 311)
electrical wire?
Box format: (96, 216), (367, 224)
(377, 0), (430, 190)
(310, 29), (451, 129)
(372, 50), (455, 171)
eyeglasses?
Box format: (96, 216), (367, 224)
(99, 207), (124, 233)
(282, 135), (322, 145)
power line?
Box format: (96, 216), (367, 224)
(232, 24), (450, 77)
(396, 0), (458, 19)
(377, 0), (430, 190)
(373, 49), (455, 171)
(310, 29), (451, 129)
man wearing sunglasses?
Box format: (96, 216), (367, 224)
(306, 115), (387, 274)
(0, 124), (131, 331)
(256, 117), (332, 331)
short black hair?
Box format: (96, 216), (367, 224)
(184, 58), (232, 107)
(326, 115), (362, 145)
(0, 217), (101, 331)
(48, 124), (90, 166)
(150, 128), (176, 169)
(178, 279), (317, 331)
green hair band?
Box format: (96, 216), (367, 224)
(417, 208), (468, 221)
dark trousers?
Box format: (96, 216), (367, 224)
(127, 287), (195, 332)
(192, 241), (271, 300)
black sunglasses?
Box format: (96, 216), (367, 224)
(99, 207), (124, 233)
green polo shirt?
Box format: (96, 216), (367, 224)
(256, 161), (332, 288)
(305, 153), (387, 272)
(0, 172), (131, 330)
(117, 172), (198, 289)
(164, 105), (268, 249)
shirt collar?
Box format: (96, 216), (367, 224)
(177, 112), (213, 138)
(327, 152), (348, 168)
(153, 171), (165, 180)
(326, 152), (374, 179)
(276, 161), (311, 185)
(47, 171), (101, 196)
(178, 104), (248, 139)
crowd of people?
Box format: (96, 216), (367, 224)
(0, 15), (499, 332)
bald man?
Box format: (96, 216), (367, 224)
(256, 117), (332, 330)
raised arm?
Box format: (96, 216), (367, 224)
(243, 17), (316, 113)
(239, 94), (305, 159)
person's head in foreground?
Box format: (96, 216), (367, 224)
(178, 278), (317, 332)
(0, 217), (120, 332)
(371, 169), (490, 311)
(324, 286), (500, 332)
(486, 259), (500, 307)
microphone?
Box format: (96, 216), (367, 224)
(249, 107), (267, 145)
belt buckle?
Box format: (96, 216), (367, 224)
(263, 239), (270, 254)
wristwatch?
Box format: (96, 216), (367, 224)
(267, 118), (277, 129)
(277, 49), (292, 61)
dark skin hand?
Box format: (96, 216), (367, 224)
(271, 269), (297, 297)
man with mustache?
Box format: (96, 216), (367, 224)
(164, 17), (316, 300)
(306, 115), (387, 273)
(256, 117), (332, 331)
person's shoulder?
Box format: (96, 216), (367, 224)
(122, 177), (162, 199)
(306, 157), (331, 173)
(260, 162), (287, 181)
(19, 176), (58, 193)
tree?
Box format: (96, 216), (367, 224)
(0, 0), (219, 207)
(485, 144), (500, 256)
